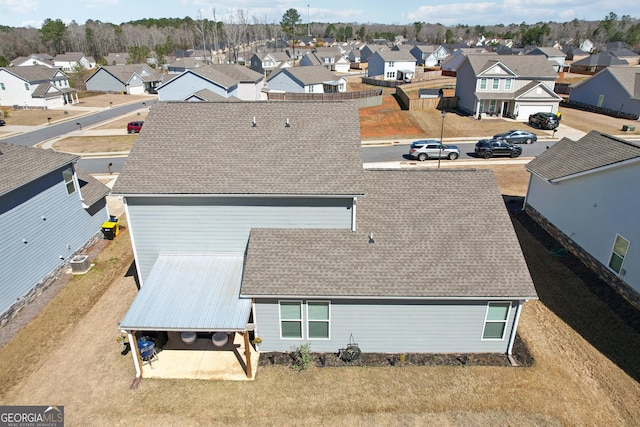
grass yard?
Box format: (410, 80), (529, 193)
(0, 165), (639, 425)
(52, 135), (138, 153)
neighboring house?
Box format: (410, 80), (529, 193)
(0, 142), (111, 320)
(249, 51), (292, 76)
(300, 50), (350, 73)
(360, 44), (389, 63)
(367, 50), (416, 82)
(525, 46), (566, 72)
(440, 49), (495, 76)
(455, 54), (561, 120)
(266, 66), (346, 93)
(348, 49), (361, 64)
(570, 53), (628, 74)
(525, 131), (640, 306)
(156, 65), (266, 101)
(563, 47), (590, 63)
(166, 57), (208, 74)
(0, 66), (78, 107)
(609, 48), (640, 66)
(84, 64), (162, 94)
(113, 101), (537, 379)
(579, 39), (594, 53)
(103, 53), (128, 66)
(10, 54), (55, 68)
(53, 52), (96, 71)
(568, 66), (640, 119)
(405, 44), (449, 67)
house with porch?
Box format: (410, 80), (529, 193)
(156, 65), (266, 101)
(0, 142), (111, 323)
(266, 66), (346, 93)
(113, 101), (537, 381)
(249, 51), (292, 76)
(0, 66), (78, 107)
(455, 54), (561, 120)
(367, 50), (416, 82)
(404, 44), (448, 67)
(84, 64), (162, 94)
(525, 131), (640, 308)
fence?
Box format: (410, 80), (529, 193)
(267, 89), (383, 108)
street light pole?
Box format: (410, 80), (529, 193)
(438, 110), (446, 169)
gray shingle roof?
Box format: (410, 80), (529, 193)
(0, 66), (64, 82)
(571, 53), (628, 67)
(91, 65), (160, 84)
(267, 66), (340, 85)
(0, 142), (78, 196)
(76, 168), (111, 207)
(241, 169), (537, 299)
(376, 50), (417, 62)
(466, 54), (558, 78)
(112, 101), (364, 196)
(526, 131), (640, 181)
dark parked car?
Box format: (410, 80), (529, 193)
(127, 121), (144, 133)
(0, 119), (5, 126)
(493, 129), (537, 144)
(474, 139), (522, 159)
(528, 112), (559, 130)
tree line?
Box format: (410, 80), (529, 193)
(0, 10), (637, 68)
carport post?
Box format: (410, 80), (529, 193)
(243, 331), (252, 378)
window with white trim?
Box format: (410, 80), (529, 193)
(480, 78), (487, 89)
(24, 83), (30, 90)
(505, 78), (512, 90)
(280, 301), (302, 339)
(307, 301), (330, 339)
(482, 302), (510, 340)
(388, 61), (394, 67)
(62, 167), (76, 195)
(492, 79), (499, 90)
(0, 83), (5, 90)
(489, 99), (497, 112)
(608, 235), (630, 275)
(478, 100), (484, 112)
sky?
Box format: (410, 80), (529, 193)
(0, 0), (638, 29)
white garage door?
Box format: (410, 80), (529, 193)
(517, 104), (553, 120)
(128, 85), (145, 95)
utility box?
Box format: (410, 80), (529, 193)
(70, 255), (90, 274)
(101, 217), (119, 240)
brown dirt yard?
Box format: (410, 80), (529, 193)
(1, 163), (639, 426)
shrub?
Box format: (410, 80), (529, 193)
(290, 343), (312, 371)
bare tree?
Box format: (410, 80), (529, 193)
(223, 9), (250, 63)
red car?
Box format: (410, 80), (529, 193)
(127, 121), (143, 133)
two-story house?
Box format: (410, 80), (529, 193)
(367, 50), (416, 82)
(525, 46), (567, 72)
(53, 52), (96, 71)
(113, 101), (537, 381)
(455, 54), (561, 120)
(404, 44), (449, 67)
(0, 66), (78, 108)
(249, 51), (292, 76)
(0, 142), (111, 322)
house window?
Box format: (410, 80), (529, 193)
(308, 85), (314, 93)
(280, 301), (302, 339)
(489, 100), (497, 112)
(388, 61), (394, 67)
(386, 71), (396, 79)
(492, 79), (499, 90)
(482, 302), (510, 340)
(478, 100), (484, 113)
(307, 301), (330, 339)
(608, 235), (630, 275)
(505, 78), (512, 90)
(24, 83), (30, 90)
(62, 167), (76, 195)
(480, 78), (487, 89)
(0, 83), (4, 90)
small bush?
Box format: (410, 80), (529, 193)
(290, 343), (312, 371)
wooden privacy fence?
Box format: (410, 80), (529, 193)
(267, 89), (382, 101)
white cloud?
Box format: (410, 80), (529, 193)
(2, 0), (38, 15)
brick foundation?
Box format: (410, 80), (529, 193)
(525, 204), (640, 311)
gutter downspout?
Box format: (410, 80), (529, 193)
(127, 331), (142, 380)
(507, 301), (523, 357)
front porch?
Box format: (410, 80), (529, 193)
(140, 332), (260, 381)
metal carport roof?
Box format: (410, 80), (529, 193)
(119, 255), (251, 332)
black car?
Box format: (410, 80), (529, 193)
(493, 129), (537, 144)
(474, 139), (522, 159)
(528, 112), (559, 130)
(0, 119), (5, 126)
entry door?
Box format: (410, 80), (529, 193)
(502, 102), (509, 116)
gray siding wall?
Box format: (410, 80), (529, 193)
(157, 73), (227, 101)
(367, 55), (385, 78)
(266, 71), (303, 93)
(569, 72), (640, 118)
(0, 168), (109, 315)
(254, 298), (519, 353)
(454, 60), (478, 113)
(126, 196), (354, 282)
(527, 163), (640, 294)
(86, 70), (126, 92)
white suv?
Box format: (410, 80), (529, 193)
(409, 140), (460, 161)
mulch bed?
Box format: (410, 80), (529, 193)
(258, 333), (533, 369)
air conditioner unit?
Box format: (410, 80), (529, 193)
(70, 255), (90, 274)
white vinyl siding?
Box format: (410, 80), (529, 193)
(482, 302), (511, 340)
(505, 78), (512, 90)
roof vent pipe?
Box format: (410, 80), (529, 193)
(285, 118), (290, 127)
(252, 116), (256, 127)
(368, 232), (375, 244)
